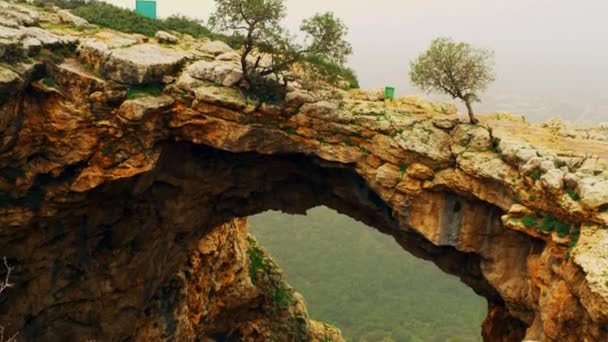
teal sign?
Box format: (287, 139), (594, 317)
(136, 0), (157, 19)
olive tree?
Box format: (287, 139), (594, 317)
(209, 0), (353, 95)
(409, 37), (494, 124)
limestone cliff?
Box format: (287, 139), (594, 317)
(1, 2), (608, 341)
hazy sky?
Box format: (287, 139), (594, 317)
(104, 0), (608, 122)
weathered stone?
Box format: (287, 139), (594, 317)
(433, 116), (459, 129)
(285, 89), (314, 107)
(199, 39), (232, 55)
(193, 85), (246, 110)
(155, 30), (179, 44)
(375, 163), (402, 188)
(407, 163), (434, 180)
(0, 1), (39, 27)
(186, 59), (242, 87)
(21, 27), (62, 46)
(117, 95), (174, 122)
(452, 124), (492, 153)
(578, 176), (608, 210)
(540, 169), (564, 194)
(21, 37), (41, 56)
(77, 38), (108, 69)
(0, 65), (22, 97)
(2, 16), (608, 342)
(215, 51), (240, 62)
(102, 44), (188, 84)
(57, 9), (91, 28)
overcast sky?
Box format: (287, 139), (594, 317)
(104, 0), (608, 122)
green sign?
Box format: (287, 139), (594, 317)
(385, 86), (395, 100)
(136, 0), (157, 19)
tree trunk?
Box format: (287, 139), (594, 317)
(464, 97), (479, 124)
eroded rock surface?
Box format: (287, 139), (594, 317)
(1, 3), (608, 342)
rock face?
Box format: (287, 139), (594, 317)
(1, 3), (608, 342)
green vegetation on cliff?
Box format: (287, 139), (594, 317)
(250, 207), (486, 342)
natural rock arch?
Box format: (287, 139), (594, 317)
(1, 3), (608, 340)
(2, 143), (528, 341)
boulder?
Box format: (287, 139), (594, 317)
(0, 65), (22, 97)
(285, 89), (314, 107)
(199, 40), (232, 56)
(0, 26), (23, 40)
(215, 51), (240, 62)
(102, 44), (188, 84)
(155, 31), (179, 44)
(117, 95), (174, 122)
(193, 85), (246, 110)
(451, 124), (492, 153)
(20, 27), (61, 46)
(57, 9), (91, 28)
(433, 117), (459, 130)
(0, 1), (39, 27)
(21, 37), (41, 56)
(77, 38), (108, 69)
(407, 163), (435, 180)
(186, 60), (242, 87)
(375, 163), (402, 188)
(540, 169), (564, 194)
(578, 176), (608, 210)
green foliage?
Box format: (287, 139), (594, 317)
(58, 0), (241, 46)
(539, 215), (558, 232)
(530, 169), (543, 181)
(341, 137), (355, 146)
(360, 146), (372, 154)
(400, 164), (408, 176)
(302, 55), (360, 89)
(521, 215), (538, 228)
(410, 37), (494, 120)
(210, 0), (353, 95)
(247, 237), (294, 308)
(42, 77), (57, 88)
(249, 207), (485, 341)
(71, 1), (164, 36)
(566, 189), (581, 201)
(126, 83), (164, 100)
(555, 221), (571, 238)
(528, 195), (536, 202)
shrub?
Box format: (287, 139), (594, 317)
(42, 77), (57, 88)
(530, 169), (542, 181)
(521, 215), (538, 228)
(125, 83), (164, 100)
(60, 0), (236, 43)
(555, 222), (570, 238)
(539, 215), (557, 232)
(566, 190), (581, 201)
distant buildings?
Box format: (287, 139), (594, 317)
(135, 0), (156, 19)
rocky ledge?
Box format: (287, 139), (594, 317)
(1, 2), (608, 341)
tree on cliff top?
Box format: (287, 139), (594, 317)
(209, 0), (354, 98)
(409, 37), (495, 124)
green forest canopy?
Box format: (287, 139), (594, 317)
(250, 207), (486, 342)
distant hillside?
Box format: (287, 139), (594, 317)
(250, 207), (486, 342)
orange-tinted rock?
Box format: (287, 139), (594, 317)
(0, 5), (608, 341)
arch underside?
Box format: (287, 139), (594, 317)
(1, 143), (531, 341)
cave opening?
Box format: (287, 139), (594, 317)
(249, 206), (487, 341)
(2, 143), (529, 341)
